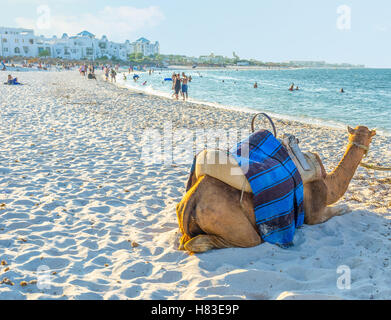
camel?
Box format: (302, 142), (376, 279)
(176, 126), (376, 253)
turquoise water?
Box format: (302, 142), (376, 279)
(122, 68), (391, 134)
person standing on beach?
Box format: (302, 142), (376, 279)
(110, 68), (117, 83)
(174, 74), (182, 100)
(104, 67), (109, 81)
(171, 73), (177, 97)
(181, 73), (189, 101)
(79, 65), (85, 76)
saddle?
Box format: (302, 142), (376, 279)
(281, 134), (324, 184)
(194, 135), (323, 192)
(195, 149), (253, 193)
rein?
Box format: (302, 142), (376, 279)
(349, 141), (391, 172)
(360, 162), (391, 172)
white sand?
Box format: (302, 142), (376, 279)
(0, 70), (390, 300)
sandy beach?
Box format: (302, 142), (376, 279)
(1, 70), (391, 300)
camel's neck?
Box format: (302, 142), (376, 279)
(325, 142), (366, 205)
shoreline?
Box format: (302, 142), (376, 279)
(111, 71), (390, 137)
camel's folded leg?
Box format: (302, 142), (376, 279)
(184, 235), (234, 253)
(305, 204), (351, 225)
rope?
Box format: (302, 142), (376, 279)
(239, 178), (246, 205)
(348, 141), (391, 172)
(360, 162), (391, 172)
(251, 113), (277, 137)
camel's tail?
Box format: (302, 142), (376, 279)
(176, 175), (205, 250)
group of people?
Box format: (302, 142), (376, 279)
(172, 72), (191, 101)
(289, 83), (300, 91)
(79, 64), (96, 79)
(289, 83), (345, 93)
(103, 66), (117, 82)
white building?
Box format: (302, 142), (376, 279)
(132, 37), (160, 57)
(0, 27), (159, 60)
(0, 27), (40, 57)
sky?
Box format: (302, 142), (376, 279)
(1, 0), (390, 67)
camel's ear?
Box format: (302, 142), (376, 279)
(348, 126), (355, 135)
(370, 130), (377, 137)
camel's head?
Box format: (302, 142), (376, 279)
(348, 126), (376, 147)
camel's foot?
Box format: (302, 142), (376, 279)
(184, 235), (231, 253)
(184, 235), (216, 253)
(335, 204), (351, 216)
(306, 204), (352, 225)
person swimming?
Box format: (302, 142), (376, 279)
(254, 82), (258, 88)
(340, 88), (345, 93)
(289, 83), (295, 91)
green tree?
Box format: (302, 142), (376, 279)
(233, 51), (240, 63)
(128, 52), (144, 64)
(39, 49), (50, 57)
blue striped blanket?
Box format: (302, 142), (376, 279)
(231, 130), (305, 246)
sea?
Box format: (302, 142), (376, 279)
(120, 68), (391, 135)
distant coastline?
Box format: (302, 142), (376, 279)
(167, 65), (300, 71)
(167, 65), (367, 71)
